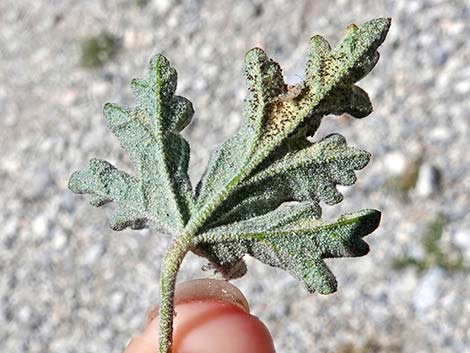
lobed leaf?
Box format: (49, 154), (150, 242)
(69, 159), (149, 230)
(204, 133), (370, 227)
(195, 48), (287, 209)
(195, 204), (381, 294)
(69, 18), (389, 298)
(195, 18), (390, 226)
(192, 18), (389, 284)
(69, 55), (194, 232)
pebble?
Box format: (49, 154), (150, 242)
(453, 229), (470, 249)
(152, 0), (172, 14)
(82, 243), (107, 266)
(4, 217), (18, 238)
(383, 151), (407, 176)
(429, 126), (452, 142)
(412, 268), (443, 314)
(416, 164), (441, 197)
(18, 306), (32, 323)
(109, 292), (125, 313)
(31, 215), (49, 239)
(51, 229), (68, 250)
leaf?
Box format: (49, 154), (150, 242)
(192, 18), (389, 282)
(69, 55), (194, 232)
(195, 18), (389, 225)
(195, 48), (287, 209)
(69, 18), (389, 301)
(195, 204), (381, 294)
(69, 159), (149, 230)
(204, 133), (370, 227)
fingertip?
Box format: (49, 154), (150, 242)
(168, 300), (275, 353)
(123, 336), (156, 353)
(131, 279), (276, 353)
(144, 279), (249, 327)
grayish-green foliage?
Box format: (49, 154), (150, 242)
(202, 133), (371, 228)
(70, 55), (194, 233)
(69, 18), (390, 295)
(195, 205), (380, 294)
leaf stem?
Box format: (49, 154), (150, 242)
(158, 232), (193, 353)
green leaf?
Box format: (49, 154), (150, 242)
(195, 18), (390, 227)
(195, 48), (287, 209)
(68, 159), (148, 230)
(69, 54), (194, 232)
(204, 133), (370, 227)
(192, 18), (389, 283)
(195, 204), (381, 294)
(69, 18), (389, 302)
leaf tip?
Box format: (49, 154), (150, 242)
(309, 34), (331, 55)
(149, 53), (169, 67)
(358, 209), (382, 236)
(362, 17), (392, 45)
(245, 46), (266, 59)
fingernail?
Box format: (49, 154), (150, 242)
(175, 279), (249, 312)
(145, 279), (249, 328)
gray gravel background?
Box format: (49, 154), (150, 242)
(1, 0), (469, 352)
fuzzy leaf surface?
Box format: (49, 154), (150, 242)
(195, 204), (381, 294)
(69, 55), (194, 232)
(192, 18), (390, 276)
(195, 18), (390, 226)
(205, 133), (371, 227)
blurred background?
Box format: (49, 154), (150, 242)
(1, 0), (469, 352)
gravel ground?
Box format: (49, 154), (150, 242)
(1, 0), (469, 352)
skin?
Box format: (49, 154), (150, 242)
(124, 279), (276, 353)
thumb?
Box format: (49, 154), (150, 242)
(124, 279), (276, 353)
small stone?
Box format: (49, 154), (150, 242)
(91, 81), (108, 96)
(412, 268), (443, 314)
(123, 29), (138, 49)
(199, 44), (213, 60)
(453, 229), (470, 249)
(4, 217), (18, 238)
(429, 126), (452, 142)
(52, 229), (68, 250)
(18, 306), (32, 323)
(454, 80), (469, 95)
(62, 89), (78, 106)
(109, 292), (125, 313)
(416, 164), (441, 197)
(32, 216), (49, 238)
(0, 86), (8, 115)
(194, 78), (207, 91)
(82, 243), (106, 265)
(406, 0), (423, 13)
(152, 0), (172, 14)
(384, 152), (407, 176)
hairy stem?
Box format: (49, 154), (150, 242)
(158, 233), (193, 353)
